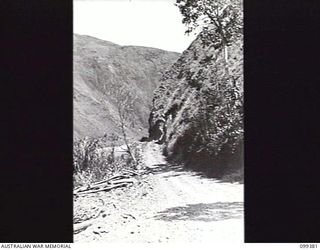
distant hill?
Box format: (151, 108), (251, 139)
(73, 34), (179, 140)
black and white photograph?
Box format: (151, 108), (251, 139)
(2, 0), (320, 246)
(73, 0), (244, 243)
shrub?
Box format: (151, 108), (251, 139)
(73, 135), (143, 187)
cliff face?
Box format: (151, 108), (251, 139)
(74, 34), (179, 140)
(148, 32), (243, 179)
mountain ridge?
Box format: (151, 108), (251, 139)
(73, 34), (180, 140)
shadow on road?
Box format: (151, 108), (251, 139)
(153, 202), (243, 222)
(147, 164), (183, 174)
(148, 164), (208, 178)
(147, 163), (237, 182)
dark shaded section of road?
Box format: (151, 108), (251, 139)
(154, 202), (243, 222)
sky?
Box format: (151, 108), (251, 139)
(73, 0), (196, 53)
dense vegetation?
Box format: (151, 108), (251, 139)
(73, 135), (143, 187)
(149, 0), (243, 181)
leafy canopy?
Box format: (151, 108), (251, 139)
(175, 0), (243, 48)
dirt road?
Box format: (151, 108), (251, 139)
(74, 142), (244, 243)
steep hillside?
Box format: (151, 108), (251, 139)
(148, 32), (243, 180)
(74, 34), (179, 140)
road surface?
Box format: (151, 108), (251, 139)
(74, 142), (244, 243)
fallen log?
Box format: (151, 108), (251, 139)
(82, 179), (133, 191)
(75, 179), (134, 195)
(90, 173), (132, 187)
(87, 181), (112, 190)
(122, 169), (139, 176)
(90, 179), (110, 186)
(109, 178), (135, 185)
(107, 173), (132, 181)
(74, 185), (103, 194)
(74, 219), (95, 234)
(74, 185), (91, 193)
(76, 183), (130, 195)
(74, 174), (131, 194)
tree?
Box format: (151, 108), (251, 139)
(175, 0), (242, 66)
(110, 85), (137, 165)
(172, 0), (243, 177)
